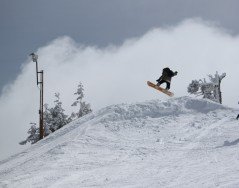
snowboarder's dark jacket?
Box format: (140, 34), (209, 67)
(157, 68), (177, 83)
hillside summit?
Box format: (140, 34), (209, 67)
(0, 96), (239, 187)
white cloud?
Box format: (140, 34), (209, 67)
(1, 19), (239, 160)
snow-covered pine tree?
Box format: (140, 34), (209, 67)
(71, 83), (92, 120)
(20, 93), (71, 145)
(43, 104), (52, 137)
(187, 80), (200, 94)
(19, 123), (40, 145)
(44, 93), (71, 133)
(21, 84), (92, 145)
(187, 72), (226, 104)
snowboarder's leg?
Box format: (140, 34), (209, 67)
(166, 81), (170, 90)
(157, 79), (165, 86)
(237, 114), (239, 120)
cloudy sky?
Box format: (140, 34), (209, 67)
(1, 0), (239, 91)
(0, 0), (239, 160)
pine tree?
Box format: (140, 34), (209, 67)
(44, 93), (71, 133)
(21, 83), (92, 145)
(20, 93), (71, 145)
(187, 80), (200, 94)
(71, 83), (92, 119)
(19, 123), (40, 145)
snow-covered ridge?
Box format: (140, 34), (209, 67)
(95, 96), (227, 122)
(37, 96), (227, 143)
(0, 96), (238, 188)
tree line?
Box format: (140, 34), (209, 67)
(20, 82), (92, 145)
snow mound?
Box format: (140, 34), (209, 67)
(0, 96), (238, 188)
(95, 96), (226, 121)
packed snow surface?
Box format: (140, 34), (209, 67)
(1, 96), (239, 188)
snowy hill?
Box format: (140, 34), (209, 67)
(1, 96), (239, 188)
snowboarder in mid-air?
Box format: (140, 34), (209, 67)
(156, 67), (178, 90)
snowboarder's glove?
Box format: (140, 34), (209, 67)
(174, 71), (178, 75)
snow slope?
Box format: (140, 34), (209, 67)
(1, 96), (239, 188)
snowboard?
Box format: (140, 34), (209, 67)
(147, 81), (174, 97)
